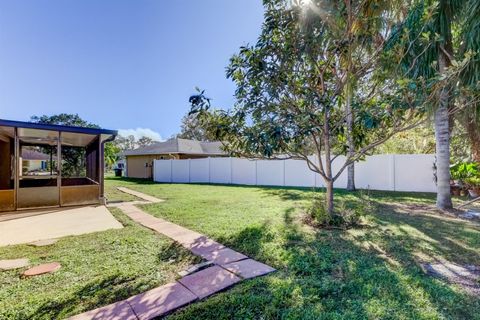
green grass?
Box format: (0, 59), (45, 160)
(0, 208), (200, 319)
(106, 177), (480, 320)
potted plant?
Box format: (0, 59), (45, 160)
(465, 176), (480, 198)
(450, 162), (479, 196)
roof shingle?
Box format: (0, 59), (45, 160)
(123, 138), (225, 156)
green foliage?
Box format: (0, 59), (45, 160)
(308, 189), (372, 228)
(450, 162), (479, 181)
(374, 124), (435, 154)
(177, 106), (217, 142)
(31, 114), (101, 177)
(191, 0), (424, 217)
(104, 142), (120, 168)
(465, 176), (480, 188)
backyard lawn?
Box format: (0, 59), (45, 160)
(0, 207), (200, 319)
(107, 177), (480, 320)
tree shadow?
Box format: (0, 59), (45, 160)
(169, 205), (480, 319)
(32, 274), (149, 319)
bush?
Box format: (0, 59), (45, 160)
(307, 190), (373, 229)
(450, 162), (479, 182)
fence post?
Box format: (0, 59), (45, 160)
(170, 159), (173, 183)
(208, 157), (211, 183)
(283, 160), (286, 186)
(230, 157), (233, 184)
(255, 160), (258, 185)
(390, 155), (396, 191)
(152, 160), (155, 182)
(188, 159), (191, 183)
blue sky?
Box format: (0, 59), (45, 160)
(0, 0), (264, 140)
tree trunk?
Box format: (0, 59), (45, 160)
(325, 179), (334, 215)
(324, 105), (335, 215)
(346, 91), (356, 191)
(435, 52), (453, 210)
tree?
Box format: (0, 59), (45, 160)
(104, 142), (120, 169)
(137, 136), (156, 148)
(177, 108), (217, 141)
(374, 124), (436, 154)
(114, 135), (137, 151)
(31, 114), (100, 177)
(31, 114), (119, 173)
(388, 0), (480, 209)
(190, 0), (423, 222)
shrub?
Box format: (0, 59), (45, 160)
(450, 162), (479, 182)
(307, 190), (373, 229)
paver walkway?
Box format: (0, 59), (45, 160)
(70, 187), (275, 320)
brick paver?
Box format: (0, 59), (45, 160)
(69, 301), (137, 320)
(70, 188), (277, 319)
(116, 187), (164, 203)
(178, 265), (241, 299)
(127, 282), (197, 319)
(223, 259), (276, 279)
(198, 247), (248, 265)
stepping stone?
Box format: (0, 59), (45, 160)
(178, 261), (214, 277)
(178, 265), (241, 299)
(222, 259), (276, 279)
(187, 238), (225, 255)
(127, 282), (197, 319)
(22, 262), (61, 277)
(29, 239), (58, 247)
(0, 258), (29, 271)
(69, 300), (136, 320)
(198, 247), (248, 265)
(117, 187), (164, 203)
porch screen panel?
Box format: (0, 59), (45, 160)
(86, 137), (99, 182)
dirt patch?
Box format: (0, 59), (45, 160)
(420, 262), (480, 296)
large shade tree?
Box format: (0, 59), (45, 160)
(191, 0), (423, 220)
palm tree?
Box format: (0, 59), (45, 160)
(391, 0), (479, 209)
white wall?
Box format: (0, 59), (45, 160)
(153, 154), (437, 193)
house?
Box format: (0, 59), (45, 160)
(20, 149), (50, 174)
(123, 138), (227, 178)
(0, 119), (117, 212)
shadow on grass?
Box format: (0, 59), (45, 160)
(169, 206), (479, 319)
(33, 274), (147, 319)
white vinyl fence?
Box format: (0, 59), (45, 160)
(153, 154), (436, 192)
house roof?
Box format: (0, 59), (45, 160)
(21, 149), (50, 160)
(123, 138), (226, 156)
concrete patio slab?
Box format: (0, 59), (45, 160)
(69, 300), (137, 320)
(198, 247), (248, 265)
(0, 258), (29, 270)
(117, 187), (164, 203)
(178, 265), (241, 299)
(127, 282), (197, 319)
(0, 206), (123, 246)
(22, 262), (61, 277)
(222, 259), (276, 279)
